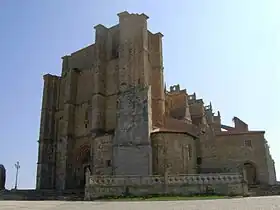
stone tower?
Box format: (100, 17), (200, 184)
(112, 12), (153, 175)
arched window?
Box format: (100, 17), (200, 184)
(244, 162), (257, 185)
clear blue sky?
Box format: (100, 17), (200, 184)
(0, 0), (279, 189)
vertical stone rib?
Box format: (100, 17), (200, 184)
(149, 32), (165, 127)
(37, 74), (59, 189)
(56, 69), (78, 190)
(91, 25), (108, 132)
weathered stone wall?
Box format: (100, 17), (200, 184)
(85, 173), (247, 200)
(199, 127), (220, 172)
(105, 59), (118, 131)
(75, 69), (94, 105)
(188, 99), (207, 126)
(67, 44), (95, 71)
(93, 135), (113, 175)
(113, 86), (152, 176)
(151, 132), (197, 175)
(165, 89), (192, 123)
(117, 11), (150, 90)
(264, 143), (277, 185)
(215, 132), (269, 184)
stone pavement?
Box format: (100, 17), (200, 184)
(1, 196), (280, 210)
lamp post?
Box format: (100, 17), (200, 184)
(14, 161), (20, 190)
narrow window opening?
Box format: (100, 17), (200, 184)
(187, 144), (192, 160)
(106, 160), (112, 167)
(197, 157), (202, 165)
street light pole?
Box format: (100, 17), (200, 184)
(14, 161), (20, 190)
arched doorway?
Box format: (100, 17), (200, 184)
(75, 144), (91, 189)
(243, 162), (257, 185)
(81, 150), (91, 188)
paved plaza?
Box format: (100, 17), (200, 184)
(1, 196), (280, 210)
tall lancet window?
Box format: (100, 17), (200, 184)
(84, 108), (89, 129)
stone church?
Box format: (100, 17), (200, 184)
(36, 11), (276, 190)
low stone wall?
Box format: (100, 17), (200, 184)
(0, 189), (84, 201)
(249, 184), (280, 196)
(85, 173), (248, 200)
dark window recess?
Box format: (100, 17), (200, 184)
(84, 109), (89, 128)
(111, 47), (119, 59)
(85, 110), (89, 121)
(188, 144), (192, 159)
(197, 157), (202, 165)
(106, 160), (112, 167)
(244, 140), (252, 147)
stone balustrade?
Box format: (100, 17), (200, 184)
(88, 173), (243, 187)
(84, 173), (248, 200)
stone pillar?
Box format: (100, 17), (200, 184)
(149, 32), (165, 127)
(91, 24), (108, 133)
(55, 68), (79, 190)
(37, 74), (60, 189)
